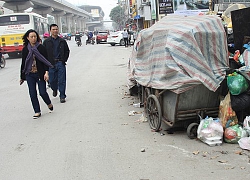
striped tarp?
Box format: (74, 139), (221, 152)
(128, 15), (229, 94)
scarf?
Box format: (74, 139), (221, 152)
(23, 42), (53, 74)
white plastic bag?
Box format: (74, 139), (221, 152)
(238, 137), (250, 150)
(243, 116), (250, 135)
(197, 117), (223, 146)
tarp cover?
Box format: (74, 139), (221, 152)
(127, 15), (229, 94)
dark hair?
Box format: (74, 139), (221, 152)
(50, 24), (58, 30)
(22, 29), (41, 46)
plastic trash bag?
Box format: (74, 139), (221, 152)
(218, 92), (238, 129)
(238, 137), (250, 150)
(224, 124), (248, 143)
(197, 117), (223, 146)
(231, 92), (250, 111)
(227, 72), (249, 95)
(243, 116), (250, 135)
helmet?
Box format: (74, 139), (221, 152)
(43, 32), (50, 38)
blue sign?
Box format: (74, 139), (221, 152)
(134, 15), (140, 20)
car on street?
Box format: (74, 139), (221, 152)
(107, 31), (134, 46)
(96, 31), (108, 44)
(60, 33), (71, 40)
(60, 33), (68, 40)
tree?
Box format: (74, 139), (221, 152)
(109, 6), (126, 30)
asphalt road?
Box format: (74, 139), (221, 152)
(0, 38), (250, 180)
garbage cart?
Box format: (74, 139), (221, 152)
(127, 15), (229, 138)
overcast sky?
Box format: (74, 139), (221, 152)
(65, 0), (118, 20)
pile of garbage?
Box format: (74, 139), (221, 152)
(197, 5), (250, 150)
(197, 32), (250, 149)
(197, 115), (250, 150)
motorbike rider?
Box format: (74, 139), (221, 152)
(87, 31), (93, 43)
(75, 31), (81, 44)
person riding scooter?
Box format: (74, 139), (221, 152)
(86, 31), (93, 43)
(75, 31), (81, 44)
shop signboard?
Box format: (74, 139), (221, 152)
(134, 15), (140, 19)
(158, 0), (174, 14)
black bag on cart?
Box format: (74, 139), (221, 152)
(231, 92), (250, 123)
(231, 92), (250, 112)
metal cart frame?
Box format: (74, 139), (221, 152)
(141, 84), (223, 138)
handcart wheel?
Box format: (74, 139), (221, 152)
(143, 88), (151, 110)
(187, 123), (199, 139)
(146, 94), (162, 131)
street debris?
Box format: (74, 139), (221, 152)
(192, 150), (199, 155)
(218, 160), (228, 163)
(121, 91), (131, 99)
(133, 103), (141, 108)
(15, 143), (25, 151)
(235, 150), (243, 155)
(128, 102), (134, 105)
(128, 110), (135, 116)
(202, 151), (209, 157)
(128, 110), (142, 116)
(225, 166), (235, 170)
(210, 155), (219, 159)
(134, 114), (147, 123)
(216, 150), (228, 154)
(141, 148), (146, 152)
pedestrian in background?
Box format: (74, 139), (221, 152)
(127, 29), (131, 46)
(20, 29), (54, 119)
(122, 29), (129, 47)
(42, 32), (50, 43)
(43, 24), (70, 103)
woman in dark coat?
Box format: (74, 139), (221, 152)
(20, 29), (53, 119)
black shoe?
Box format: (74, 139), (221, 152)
(33, 113), (41, 119)
(53, 90), (57, 97)
(60, 98), (66, 103)
(48, 104), (53, 112)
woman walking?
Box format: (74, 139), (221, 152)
(20, 29), (54, 119)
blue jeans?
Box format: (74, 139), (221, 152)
(49, 61), (66, 99)
(26, 73), (51, 113)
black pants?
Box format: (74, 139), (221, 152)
(124, 38), (128, 47)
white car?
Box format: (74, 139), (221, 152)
(107, 31), (134, 46)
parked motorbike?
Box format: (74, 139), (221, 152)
(76, 40), (82, 47)
(86, 37), (95, 45)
